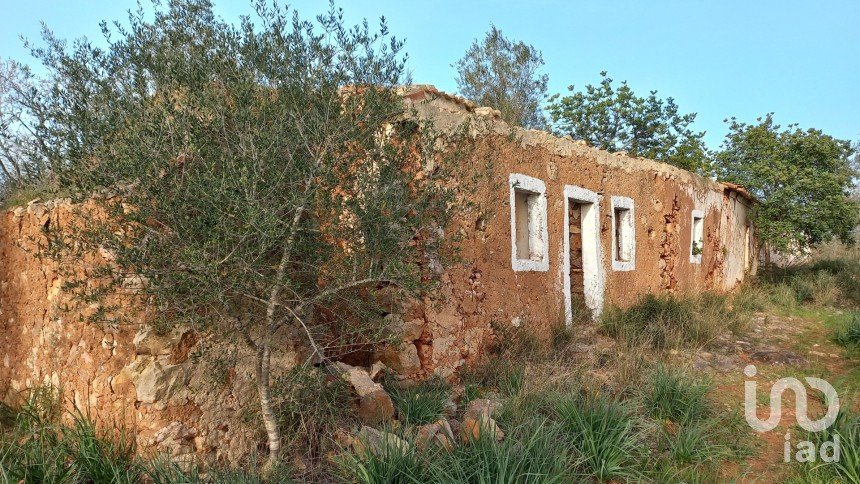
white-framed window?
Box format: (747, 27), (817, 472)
(509, 173), (549, 272)
(690, 210), (704, 264)
(610, 196), (635, 271)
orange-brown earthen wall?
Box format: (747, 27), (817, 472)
(0, 88), (756, 462)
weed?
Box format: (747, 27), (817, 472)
(556, 393), (643, 481)
(430, 419), (570, 484)
(386, 375), (450, 426)
(645, 365), (711, 425)
(801, 410), (860, 483)
(273, 365), (354, 474)
(460, 356), (526, 398)
(601, 294), (741, 349)
(833, 312), (860, 348)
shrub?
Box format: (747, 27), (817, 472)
(555, 393), (642, 481)
(386, 375), (450, 426)
(273, 365), (354, 476)
(645, 365), (711, 425)
(337, 436), (430, 484)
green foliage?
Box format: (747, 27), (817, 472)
(548, 71), (711, 173)
(645, 365), (711, 425)
(385, 375), (450, 426)
(460, 355), (526, 398)
(801, 411), (860, 483)
(338, 438), (430, 484)
(0, 59), (50, 200)
(716, 114), (858, 252)
(601, 293), (744, 349)
(759, 255), (860, 308)
(454, 25), (549, 129)
(14, 0), (462, 465)
(834, 313), (860, 348)
(429, 420), (570, 483)
(555, 393), (642, 481)
(273, 364), (354, 471)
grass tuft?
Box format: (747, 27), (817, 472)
(556, 393), (642, 481)
(386, 375), (450, 426)
(645, 365), (711, 425)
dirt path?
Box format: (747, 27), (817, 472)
(686, 309), (856, 481)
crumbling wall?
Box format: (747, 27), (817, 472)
(0, 201), (270, 464)
(399, 88), (755, 376)
(0, 87), (757, 464)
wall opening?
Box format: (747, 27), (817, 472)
(563, 185), (604, 326)
(509, 174), (548, 272)
(610, 196), (635, 271)
(691, 210), (704, 264)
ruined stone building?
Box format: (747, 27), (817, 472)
(0, 86), (756, 462)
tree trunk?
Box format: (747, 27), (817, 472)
(256, 343), (281, 474)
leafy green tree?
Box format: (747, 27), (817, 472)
(548, 71), (710, 173)
(16, 0), (456, 470)
(716, 114), (858, 254)
(454, 25), (549, 129)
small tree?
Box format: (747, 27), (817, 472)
(18, 0), (457, 470)
(716, 114), (858, 254)
(454, 25), (549, 129)
(548, 71), (710, 174)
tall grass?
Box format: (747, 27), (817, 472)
(0, 387), (291, 483)
(601, 293), (744, 349)
(833, 312), (860, 348)
(801, 410), (860, 483)
(555, 393), (643, 481)
(645, 365), (711, 425)
(385, 375), (451, 426)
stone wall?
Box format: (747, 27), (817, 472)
(0, 201), (269, 464)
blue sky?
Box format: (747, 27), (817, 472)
(1, 0), (857, 149)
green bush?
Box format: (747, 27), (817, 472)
(801, 410), (860, 483)
(337, 436), (430, 484)
(273, 365), (355, 470)
(645, 365), (711, 425)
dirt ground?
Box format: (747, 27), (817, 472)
(690, 308), (855, 481)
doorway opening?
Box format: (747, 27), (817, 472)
(563, 185), (604, 327)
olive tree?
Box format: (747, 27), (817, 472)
(454, 25), (549, 129)
(19, 0), (456, 469)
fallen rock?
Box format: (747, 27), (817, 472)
(337, 362), (384, 397)
(358, 389), (395, 425)
(464, 397), (501, 420)
(374, 343), (421, 374)
(461, 415), (504, 443)
(415, 418), (455, 451)
(353, 426), (409, 459)
(336, 362), (396, 424)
